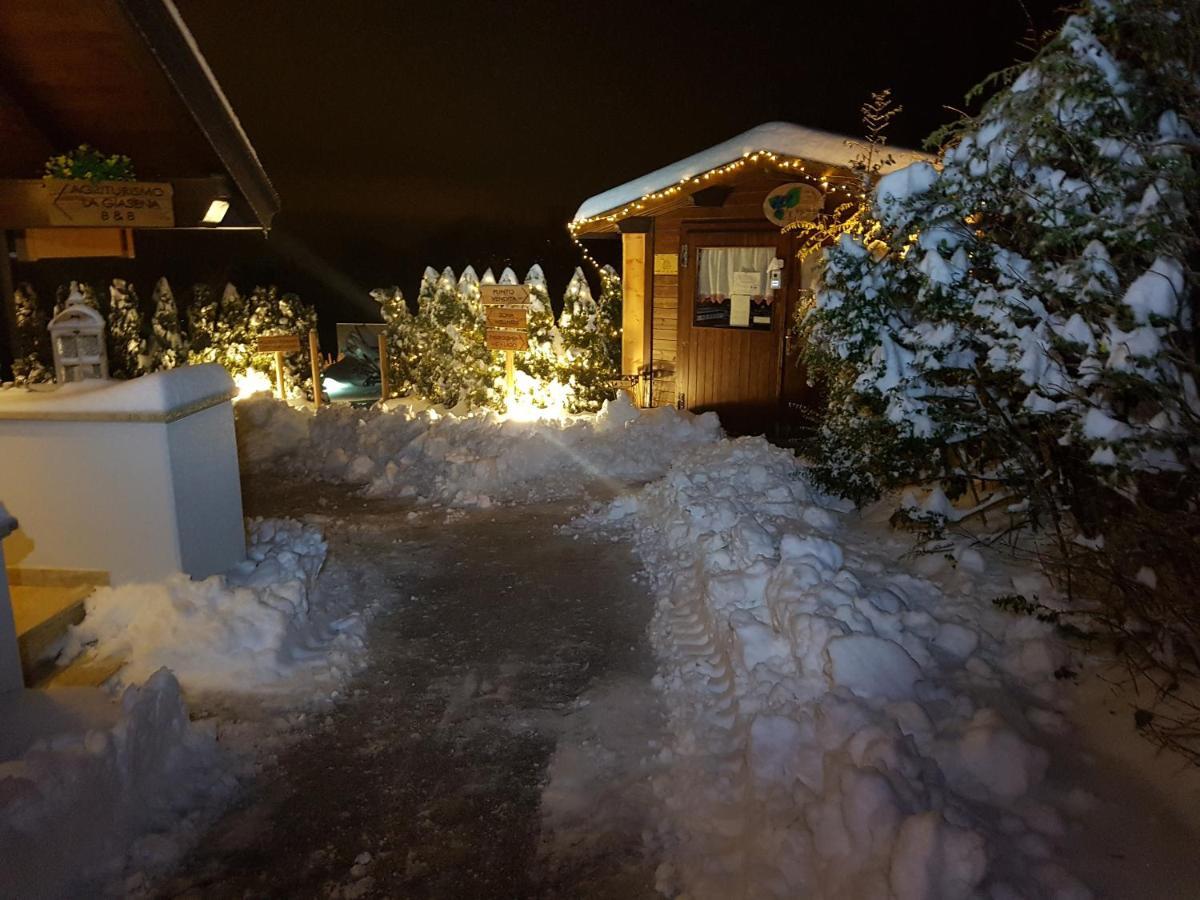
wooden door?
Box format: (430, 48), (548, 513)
(778, 251), (824, 435)
(677, 224), (791, 434)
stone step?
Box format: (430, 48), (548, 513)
(8, 568), (108, 685)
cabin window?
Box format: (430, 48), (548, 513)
(693, 246), (776, 330)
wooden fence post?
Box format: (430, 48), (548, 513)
(274, 350), (285, 400)
(309, 329), (322, 409)
(377, 332), (390, 402)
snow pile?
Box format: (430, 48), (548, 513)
(0, 670), (230, 897)
(62, 518), (367, 695)
(606, 439), (1088, 899)
(236, 392), (722, 506)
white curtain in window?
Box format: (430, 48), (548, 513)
(697, 246), (773, 300)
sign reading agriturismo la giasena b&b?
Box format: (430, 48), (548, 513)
(44, 179), (175, 227)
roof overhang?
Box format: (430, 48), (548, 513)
(0, 0), (279, 231)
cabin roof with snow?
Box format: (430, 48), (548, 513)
(570, 121), (932, 235)
(0, 0), (279, 230)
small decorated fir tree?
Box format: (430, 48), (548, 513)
(409, 266), (444, 402)
(596, 264), (623, 378)
(372, 286), (415, 398)
(210, 282), (254, 374)
(148, 277), (187, 370)
(279, 291), (318, 399)
(456, 265), (503, 409)
(519, 264), (561, 384)
(11, 282), (51, 386)
(186, 283), (219, 364)
(558, 267), (614, 412)
(107, 278), (148, 379)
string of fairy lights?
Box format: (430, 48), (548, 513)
(567, 150), (869, 271)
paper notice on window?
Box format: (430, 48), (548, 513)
(729, 294), (751, 327)
(731, 270), (762, 296)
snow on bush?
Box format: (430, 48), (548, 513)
(0, 669), (230, 897)
(61, 518), (366, 695)
(235, 392), (723, 506)
(604, 439), (1088, 898)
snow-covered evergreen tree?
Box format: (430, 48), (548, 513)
(209, 282), (254, 374)
(806, 0), (1200, 675)
(148, 277), (187, 370)
(279, 290), (318, 399)
(11, 282), (51, 386)
(810, 0), (1197, 517)
(407, 266), (497, 408)
(596, 264), (623, 381)
(457, 265), (503, 409)
(558, 267), (614, 411)
(106, 278), (148, 379)
(186, 283), (218, 364)
(519, 264), (561, 384)
(372, 286), (415, 398)
(409, 266), (443, 402)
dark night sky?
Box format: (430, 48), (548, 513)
(166, 0), (1069, 326)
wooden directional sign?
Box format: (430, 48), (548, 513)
(256, 333), (302, 353)
(486, 307), (528, 329)
(44, 179), (174, 227)
(480, 284), (530, 307)
(486, 330), (529, 351)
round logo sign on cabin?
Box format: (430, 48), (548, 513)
(763, 182), (824, 226)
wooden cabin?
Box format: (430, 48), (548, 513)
(570, 122), (929, 434)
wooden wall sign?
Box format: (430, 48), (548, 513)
(485, 307), (528, 329)
(486, 330), (529, 352)
(763, 182), (824, 227)
(44, 179), (175, 227)
(480, 284), (530, 306)
(256, 334), (301, 353)
(653, 253), (678, 275)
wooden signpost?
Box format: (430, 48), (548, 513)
(481, 285), (531, 392)
(256, 333), (301, 400)
(377, 332), (390, 401)
(308, 329), (322, 409)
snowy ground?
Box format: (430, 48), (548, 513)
(6, 395), (1199, 897)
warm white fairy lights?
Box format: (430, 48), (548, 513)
(567, 150), (869, 266)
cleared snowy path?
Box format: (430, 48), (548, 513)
(158, 478), (661, 899)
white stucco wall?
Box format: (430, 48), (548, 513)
(167, 402), (245, 578)
(0, 367), (244, 584)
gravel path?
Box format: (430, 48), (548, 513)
(158, 478), (661, 899)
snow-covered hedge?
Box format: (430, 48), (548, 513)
(235, 392), (721, 507)
(373, 262), (623, 415)
(803, 0), (1199, 678)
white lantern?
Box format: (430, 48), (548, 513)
(48, 304), (108, 383)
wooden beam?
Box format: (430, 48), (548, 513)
(618, 217), (653, 234)
(117, 0), (280, 229)
(0, 176), (231, 229)
(621, 232), (646, 391)
(690, 185), (734, 207)
(16, 228), (135, 261)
